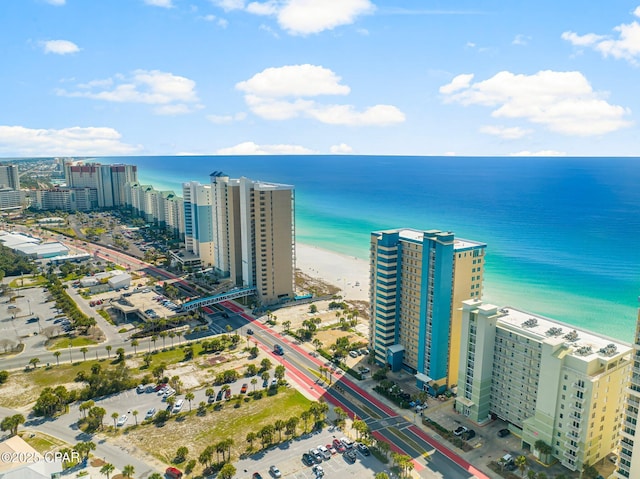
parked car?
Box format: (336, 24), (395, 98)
(357, 443), (370, 456)
(318, 445), (331, 459)
(252, 474), (262, 479)
(216, 389), (224, 401)
(165, 466), (183, 479)
(462, 429), (476, 440)
(454, 426), (468, 436)
(116, 414), (128, 427)
(269, 465), (282, 478)
(312, 464), (324, 476)
(241, 383), (248, 394)
(326, 444), (337, 454)
(497, 428), (510, 437)
(340, 437), (354, 449)
(302, 453), (314, 466)
(349, 350), (358, 358)
(333, 439), (346, 453)
(344, 450), (357, 462)
(145, 408), (156, 420)
(172, 399), (184, 413)
(309, 448), (323, 463)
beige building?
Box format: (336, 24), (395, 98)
(456, 299), (631, 472)
(613, 308), (640, 478)
(210, 173), (294, 305)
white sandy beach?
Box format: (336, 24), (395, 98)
(296, 242), (370, 302)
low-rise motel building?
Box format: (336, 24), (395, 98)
(456, 299), (631, 472)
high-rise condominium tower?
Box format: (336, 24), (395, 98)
(64, 161), (137, 208)
(0, 165), (19, 190)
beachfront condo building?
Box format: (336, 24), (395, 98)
(456, 299), (631, 472)
(0, 165), (20, 190)
(64, 161), (138, 208)
(369, 228), (486, 390)
(210, 172), (295, 306)
(613, 308), (640, 478)
(124, 183), (184, 237)
(35, 187), (96, 212)
(183, 181), (215, 268)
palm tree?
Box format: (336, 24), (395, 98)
(185, 392), (195, 411)
(160, 331), (168, 349)
(105, 345), (112, 358)
(131, 339), (139, 354)
(100, 463), (115, 479)
(274, 419), (286, 441)
(176, 331), (182, 344)
(246, 431), (257, 449)
(132, 410), (138, 425)
(148, 474), (163, 479)
(80, 347), (89, 361)
(300, 410), (311, 432)
(29, 357), (40, 369)
(111, 412), (119, 428)
(169, 332), (175, 347)
(515, 455), (527, 478)
(53, 351), (61, 366)
(122, 464), (135, 478)
(251, 377), (257, 392)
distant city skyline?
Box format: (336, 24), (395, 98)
(1, 1), (639, 157)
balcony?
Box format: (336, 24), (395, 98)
(570, 403), (583, 413)
(562, 449), (579, 461)
(565, 430), (581, 440)
(569, 413), (583, 421)
(567, 423), (582, 434)
(573, 382), (586, 392)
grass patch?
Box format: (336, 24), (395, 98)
(387, 426), (426, 454)
(27, 361), (97, 388)
(97, 309), (114, 324)
(126, 388), (312, 468)
(20, 431), (66, 453)
(47, 336), (98, 350)
(139, 342), (204, 369)
(9, 275), (47, 289)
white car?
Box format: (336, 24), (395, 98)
(172, 399), (184, 413)
(317, 445), (331, 460)
(116, 414), (128, 427)
(269, 465), (282, 478)
(144, 408), (156, 420)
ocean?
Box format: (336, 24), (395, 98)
(100, 155), (640, 341)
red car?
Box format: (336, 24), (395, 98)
(241, 383), (248, 394)
(165, 466), (183, 478)
(332, 439), (346, 453)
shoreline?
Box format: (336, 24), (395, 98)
(296, 242), (370, 302)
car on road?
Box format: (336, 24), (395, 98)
(241, 383), (248, 394)
(357, 443), (370, 456)
(269, 465), (281, 478)
(247, 328), (254, 335)
(453, 426), (468, 436)
(144, 408), (156, 420)
(497, 428), (511, 437)
(116, 414), (128, 427)
(333, 438), (346, 453)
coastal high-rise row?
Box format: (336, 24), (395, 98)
(209, 173), (295, 306)
(0, 165), (20, 190)
(64, 161), (137, 208)
(614, 307), (640, 478)
(456, 299), (631, 473)
(124, 183), (184, 237)
(369, 228), (485, 390)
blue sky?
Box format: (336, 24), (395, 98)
(1, 0), (639, 157)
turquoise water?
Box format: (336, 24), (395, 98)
(102, 155), (640, 341)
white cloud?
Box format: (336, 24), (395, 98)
(207, 112), (247, 123)
(216, 141), (315, 155)
(144, 0), (173, 7)
(236, 64), (350, 97)
(57, 69), (201, 114)
(440, 70), (632, 136)
(510, 150), (566, 157)
(213, 0), (373, 35)
(0, 125), (141, 156)
(561, 10), (640, 64)
(479, 125), (532, 139)
(330, 143), (353, 153)
(512, 34), (531, 46)
(236, 64), (405, 126)
(42, 40), (80, 55)
(44, 0), (65, 5)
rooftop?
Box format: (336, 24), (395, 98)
(379, 227), (486, 250)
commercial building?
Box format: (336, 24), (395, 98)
(183, 181), (214, 267)
(456, 299), (631, 472)
(369, 228), (485, 389)
(64, 161), (137, 208)
(0, 165), (20, 190)
(613, 308), (640, 478)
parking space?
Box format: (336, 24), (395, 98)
(234, 429), (387, 479)
(1, 286), (58, 340)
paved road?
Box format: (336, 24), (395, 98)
(221, 301), (489, 479)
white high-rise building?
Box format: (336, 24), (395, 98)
(0, 165), (19, 190)
(183, 181), (214, 267)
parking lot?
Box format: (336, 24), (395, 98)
(233, 428), (391, 479)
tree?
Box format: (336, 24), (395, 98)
(219, 462), (236, 479)
(515, 455), (527, 478)
(100, 463), (115, 479)
(282, 320), (291, 332)
(582, 464), (599, 479)
(300, 410), (311, 432)
(175, 446), (189, 463)
(274, 419), (286, 441)
(131, 339), (139, 354)
(122, 464), (135, 478)
(312, 338), (322, 351)
(74, 440), (96, 459)
(0, 414), (25, 436)
(246, 431), (257, 449)
(111, 412), (119, 428)
(527, 471), (537, 479)
(285, 416), (299, 437)
(375, 473), (390, 479)
(185, 392), (195, 411)
(53, 351), (61, 366)
(80, 347), (89, 361)
(274, 364), (285, 380)
(132, 409), (138, 425)
(29, 357), (40, 369)
(116, 347), (125, 362)
(309, 304), (318, 313)
(105, 345), (112, 358)
(88, 406), (106, 430)
(534, 439), (553, 464)
(149, 474), (163, 479)
(251, 377), (258, 392)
